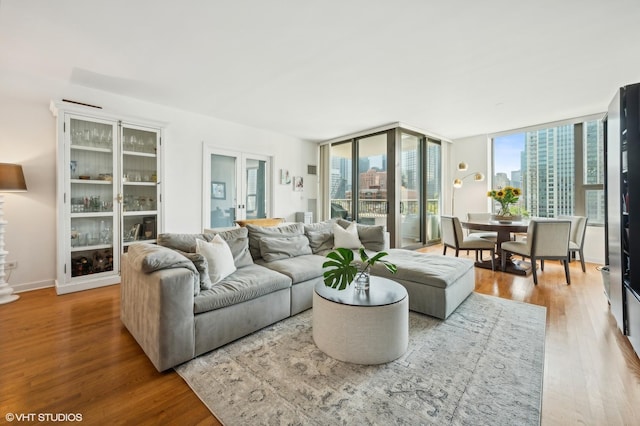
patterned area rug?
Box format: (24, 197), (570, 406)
(175, 293), (546, 425)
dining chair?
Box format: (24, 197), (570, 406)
(500, 219), (571, 285)
(441, 215), (496, 270)
(465, 212), (497, 242)
(558, 215), (588, 272)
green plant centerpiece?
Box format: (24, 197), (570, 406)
(322, 247), (397, 290)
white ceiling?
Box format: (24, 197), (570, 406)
(2, 0), (639, 142)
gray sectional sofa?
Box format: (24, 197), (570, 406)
(120, 220), (475, 371)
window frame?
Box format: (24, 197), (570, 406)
(490, 113), (606, 226)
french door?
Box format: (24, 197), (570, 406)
(202, 146), (271, 229)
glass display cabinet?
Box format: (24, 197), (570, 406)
(51, 101), (163, 294)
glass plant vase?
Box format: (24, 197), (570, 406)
(354, 271), (370, 291)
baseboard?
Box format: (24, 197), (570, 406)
(13, 279), (55, 293)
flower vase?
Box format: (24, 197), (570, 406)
(354, 271), (370, 291)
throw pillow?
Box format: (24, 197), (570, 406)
(259, 235), (313, 262)
(304, 220), (335, 253)
(204, 227), (254, 268)
(127, 243), (200, 296)
(333, 222), (362, 249)
(157, 233), (208, 253)
(176, 250), (213, 290)
(245, 223), (304, 261)
(196, 235), (237, 285)
(336, 219), (386, 251)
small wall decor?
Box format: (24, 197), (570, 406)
(280, 169), (291, 185)
(294, 176), (304, 192)
(212, 181), (226, 199)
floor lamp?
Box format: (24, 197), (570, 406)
(451, 161), (484, 216)
(0, 163), (27, 304)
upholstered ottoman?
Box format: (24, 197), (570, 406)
(312, 278), (408, 364)
(371, 249), (475, 319)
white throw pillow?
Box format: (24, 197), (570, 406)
(333, 222), (362, 249)
(196, 235), (236, 285)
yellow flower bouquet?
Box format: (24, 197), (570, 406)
(487, 186), (522, 217)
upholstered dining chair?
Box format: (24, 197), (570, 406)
(501, 219), (572, 285)
(465, 212), (497, 242)
(558, 215), (588, 272)
(441, 215), (496, 271)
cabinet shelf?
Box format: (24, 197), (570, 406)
(123, 150), (157, 158)
(123, 239), (157, 247)
(71, 244), (113, 253)
(70, 145), (113, 154)
(123, 210), (157, 216)
(71, 212), (114, 218)
(123, 181), (157, 186)
(71, 179), (113, 185)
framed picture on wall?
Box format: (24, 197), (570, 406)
(280, 169), (291, 184)
(293, 176), (303, 192)
(212, 181), (226, 199)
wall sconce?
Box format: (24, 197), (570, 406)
(0, 163), (28, 304)
(451, 163), (484, 216)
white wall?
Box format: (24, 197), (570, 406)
(0, 70), (316, 293)
(450, 135), (491, 217)
(450, 133), (605, 265)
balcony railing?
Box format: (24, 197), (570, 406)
(331, 198), (440, 217)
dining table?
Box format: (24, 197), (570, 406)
(460, 218), (532, 275)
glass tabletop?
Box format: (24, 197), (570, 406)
(314, 276), (407, 307)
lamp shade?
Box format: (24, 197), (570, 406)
(473, 172), (485, 182)
(0, 163), (27, 192)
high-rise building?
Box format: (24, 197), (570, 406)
(524, 125), (574, 217)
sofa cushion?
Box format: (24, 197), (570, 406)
(246, 223), (304, 261)
(304, 221), (335, 254)
(257, 254), (325, 284)
(175, 250), (213, 290)
(259, 235), (312, 262)
(337, 218), (386, 251)
(193, 264), (291, 314)
(204, 227), (254, 268)
(157, 232), (208, 253)
(159, 228), (253, 268)
(127, 243), (200, 296)
(372, 250), (474, 289)
(196, 236), (237, 284)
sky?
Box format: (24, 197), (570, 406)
(494, 133), (525, 179)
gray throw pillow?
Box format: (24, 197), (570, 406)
(176, 250), (213, 290)
(336, 219), (386, 251)
(157, 233), (208, 253)
(246, 223), (304, 261)
(304, 220), (335, 254)
(204, 227), (254, 268)
(259, 235), (312, 262)
(127, 243), (200, 296)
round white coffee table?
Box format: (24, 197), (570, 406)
(312, 276), (408, 365)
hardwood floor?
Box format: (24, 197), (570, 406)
(1, 247), (639, 425)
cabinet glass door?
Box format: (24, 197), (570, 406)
(67, 116), (118, 278)
(121, 124), (160, 252)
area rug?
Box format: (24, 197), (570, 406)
(175, 293), (546, 425)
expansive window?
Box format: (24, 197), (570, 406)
(326, 127), (442, 248)
(492, 118), (604, 225)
